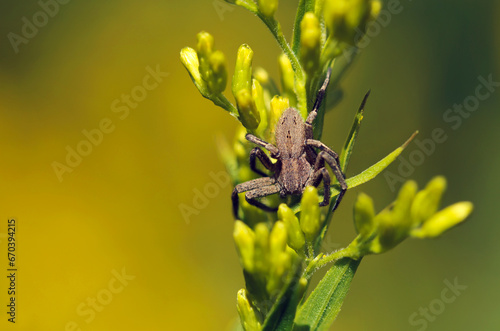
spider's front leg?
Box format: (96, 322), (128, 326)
(232, 177), (280, 219)
(245, 133), (279, 157)
(250, 147), (276, 177)
(305, 68), (332, 138)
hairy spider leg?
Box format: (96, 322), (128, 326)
(305, 67), (333, 136)
(306, 146), (347, 213)
(306, 167), (331, 206)
(232, 177), (280, 219)
(249, 147), (277, 177)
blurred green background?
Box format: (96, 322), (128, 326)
(0, 0), (498, 330)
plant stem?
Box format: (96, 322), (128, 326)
(304, 241), (360, 280)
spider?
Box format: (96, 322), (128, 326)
(232, 68), (359, 219)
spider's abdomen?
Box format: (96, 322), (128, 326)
(279, 157), (311, 195)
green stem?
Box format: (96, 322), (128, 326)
(304, 241), (361, 280)
(259, 15), (305, 82)
(212, 94), (238, 117)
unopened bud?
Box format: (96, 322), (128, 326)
(300, 12), (321, 76)
(411, 202), (473, 238)
(353, 192), (375, 237)
(258, 0), (278, 17)
(237, 289), (262, 330)
(300, 186), (322, 241)
(411, 176), (447, 226)
(233, 221), (255, 272)
(278, 203), (305, 252)
(236, 89), (261, 130)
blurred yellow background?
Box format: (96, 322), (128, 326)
(0, 0), (499, 330)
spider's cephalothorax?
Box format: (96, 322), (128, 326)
(232, 68), (358, 219)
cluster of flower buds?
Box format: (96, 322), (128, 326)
(233, 187), (328, 327)
(180, 32), (227, 99)
(324, 0), (382, 45)
(233, 220), (297, 322)
(352, 176), (473, 254)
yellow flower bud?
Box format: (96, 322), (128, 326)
(235, 89), (261, 130)
(237, 289), (262, 330)
(411, 202), (473, 238)
(411, 176), (447, 226)
(180, 47), (208, 96)
(300, 12), (321, 76)
(324, 0), (377, 45)
(207, 50), (227, 94)
(254, 223), (270, 275)
(233, 44), (254, 96)
(353, 192), (375, 237)
(258, 0), (278, 18)
(278, 54), (297, 107)
(253, 79), (269, 136)
(278, 203), (305, 252)
(391, 180), (418, 230)
(196, 31), (214, 57)
(370, 209), (401, 254)
(300, 186), (322, 241)
(233, 221), (256, 272)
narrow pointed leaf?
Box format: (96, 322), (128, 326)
(339, 90), (370, 172)
(292, 258), (361, 331)
(333, 131), (418, 196)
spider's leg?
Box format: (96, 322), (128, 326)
(305, 67), (332, 133)
(250, 147), (276, 177)
(245, 184), (281, 212)
(313, 150), (347, 213)
(306, 167), (331, 207)
(232, 177), (276, 219)
(245, 134), (279, 157)
(306, 139), (340, 166)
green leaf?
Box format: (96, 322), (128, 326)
(329, 131), (419, 197)
(339, 90), (370, 172)
(292, 258), (361, 331)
